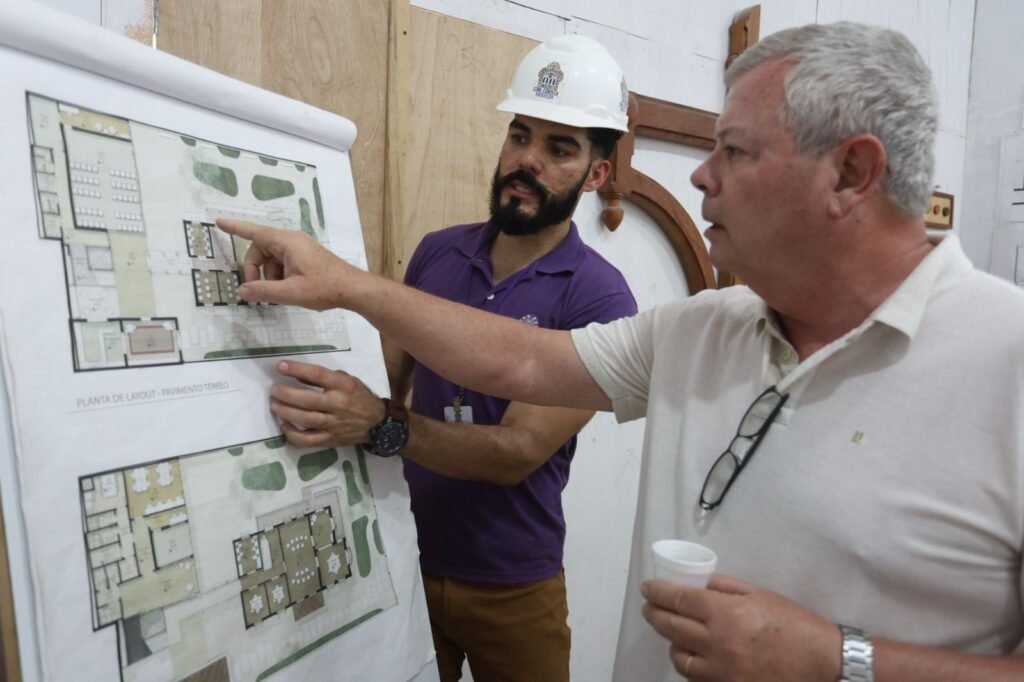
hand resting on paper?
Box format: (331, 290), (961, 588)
(269, 359), (385, 448)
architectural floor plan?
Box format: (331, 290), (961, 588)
(79, 439), (396, 682)
(1, 14), (432, 681)
(27, 94), (350, 371)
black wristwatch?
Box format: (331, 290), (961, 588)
(364, 398), (409, 457)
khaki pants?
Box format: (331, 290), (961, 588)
(423, 571), (571, 682)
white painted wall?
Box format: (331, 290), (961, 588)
(25, 0), (153, 37)
(962, 0), (1024, 273)
(25, 0), (982, 679)
(412, 1), (976, 680)
(29, 0), (100, 23)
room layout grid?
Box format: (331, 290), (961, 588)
(79, 438), (396, 682)
(26, 94), (351, 372)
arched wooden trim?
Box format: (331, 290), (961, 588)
(600, 5), (760, 291)
(598, 92), (718, 294)
(727, 5), (761, 69)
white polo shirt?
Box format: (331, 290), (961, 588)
(572, 235), (1024, 682)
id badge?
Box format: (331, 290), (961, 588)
(443, 404), (473, 424)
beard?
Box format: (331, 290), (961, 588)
(488, 166), (588, 236)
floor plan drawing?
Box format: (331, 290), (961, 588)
(1, 13), (433, 681)
(79, 438), (397, 682)
(26, 94), (351, 371)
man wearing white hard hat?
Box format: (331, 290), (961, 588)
(238, 35), (637, 681)
(221, 21), (1024, 682)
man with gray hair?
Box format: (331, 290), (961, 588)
(218, 21), (1024, 682)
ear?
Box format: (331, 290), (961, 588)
(581, 158), (612, 193)
(827, 134), (887, 219)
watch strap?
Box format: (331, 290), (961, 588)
(382, 398), (408, 424)
(837, 624), (874, 682)
(365, 398), (409, 456)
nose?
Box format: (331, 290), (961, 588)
(518, 142), (544, 176)
(691, 156), (716, 196)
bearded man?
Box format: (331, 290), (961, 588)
(259, 35), (637, 682)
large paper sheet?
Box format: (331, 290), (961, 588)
(0, 4), (432, 681)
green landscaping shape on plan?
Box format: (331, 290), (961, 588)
(352, 515), (371, 577)
(241, 461), (286, 491)
(251, 175), (295, 201)
(192, 161), (238, 197)
(313, 177), (325, 229)
(204, 344), (336, 359)
(372, 519), (384, 554)
(264, 436), (286, 449)
(299, 198), (313, 237)
(343, 460), (363, 505)
(228, 446), (244, 456)
(298, 448), (339, 481)
(217, 145), (241, 158)
(357, 449), (370, 486)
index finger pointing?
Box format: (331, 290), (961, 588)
(216, 219), (277, 282)
(216, 217), (262, 241)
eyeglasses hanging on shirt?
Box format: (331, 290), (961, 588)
(699, 385), (789, 511)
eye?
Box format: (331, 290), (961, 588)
(510, 133), (527, 145)
(723, 145), (742, 158)
(550, 145), (570, 158)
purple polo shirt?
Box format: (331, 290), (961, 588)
(402, 220), (637, 583)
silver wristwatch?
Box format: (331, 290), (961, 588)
(837, 624), (874, 682)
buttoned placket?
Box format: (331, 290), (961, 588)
(756, 304), (893, 427)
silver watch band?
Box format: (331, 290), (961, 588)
(837, 624), (874, 682)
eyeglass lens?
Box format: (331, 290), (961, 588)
(701, 451), (739, 505)
(737, 390), (784, 437)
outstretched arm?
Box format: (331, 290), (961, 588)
(217, 218), (611, 411)
(269, 359), (594, 485)
(641, 576), (1024, 681)
(382, 336), (414, 404)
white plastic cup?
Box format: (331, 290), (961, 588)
(651, 539), (717, 588)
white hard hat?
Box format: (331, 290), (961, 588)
(496, 34), (629, 132)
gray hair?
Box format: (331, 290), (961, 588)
(726, 22), (937, 216)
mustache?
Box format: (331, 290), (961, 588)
(498, 169), (549, 201)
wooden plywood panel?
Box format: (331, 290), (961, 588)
(159, 0), (261, 86)
(159, 0), (389, 274)
(396, 9), (536, 276)
(384, 0), (411, 279)
(0, 499), (20, 682)
(407, 0), (564, 42)
(261, 0), (390, 273)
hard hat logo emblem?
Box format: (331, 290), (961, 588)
(620, 77), (629, 115)
(533, 62), (564, 101)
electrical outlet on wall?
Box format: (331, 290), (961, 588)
(924, 191), (954, 229)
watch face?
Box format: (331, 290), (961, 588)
(373, 421), (408, 456)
